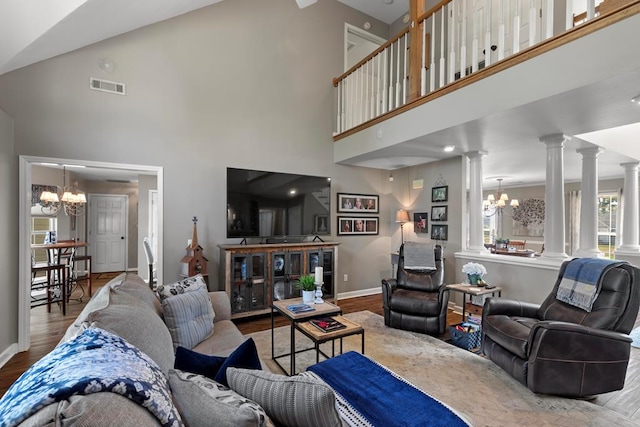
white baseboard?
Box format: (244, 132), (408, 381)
(0, 343), (18, 369)
(337, 287), (381, 301)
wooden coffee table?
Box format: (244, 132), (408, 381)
(295, 315), (364, 364)
(271, 298), (341, 375)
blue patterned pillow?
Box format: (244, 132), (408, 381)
(163, 286), (215, 351)
(0, 327), (182, 427)
(174, 338), (261, 387)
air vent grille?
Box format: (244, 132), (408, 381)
(89, 77), (126, 95)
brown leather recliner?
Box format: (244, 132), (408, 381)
(381, 244), (449, 335)
(482, 259), (640, 397)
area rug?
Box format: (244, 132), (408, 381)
(248, 311), (637, 427)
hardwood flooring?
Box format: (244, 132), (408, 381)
(1, 277), (638, 422)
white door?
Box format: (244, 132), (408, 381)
(89, 194), (128, 273)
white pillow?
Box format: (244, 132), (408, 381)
(156, 274), (207, 300)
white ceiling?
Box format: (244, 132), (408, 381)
(1, 0), (638, 188)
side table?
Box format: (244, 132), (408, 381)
(295, 315), (364, 364)
(271, 298), (341, 376)
(445, 283), (502, 322)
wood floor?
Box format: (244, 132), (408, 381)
(1, 274), (638, 421)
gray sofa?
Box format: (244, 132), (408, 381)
(17, 272), (268, 426)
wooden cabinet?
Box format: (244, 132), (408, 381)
(219, 242), (340, 319)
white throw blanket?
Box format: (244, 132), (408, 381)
(403, 242), (436, 271)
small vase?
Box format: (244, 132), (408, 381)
(302, 290), (315, 304)
(468, 274), (481, 286)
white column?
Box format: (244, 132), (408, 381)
(617, 162), (640, 252)
(540, 134), (569, 259)
(574, 146), (603, 257)
(466, 151), (488, 253)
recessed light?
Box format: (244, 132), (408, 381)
(289, 189), (297, 195)
(443, 145), (455, 152)
(63, 164), (87, 168)
(39, 162), (59, 167)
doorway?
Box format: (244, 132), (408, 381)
(344, 23), (386, 72)
(18, 155), (163, 352)
(89, 194), (128, 273)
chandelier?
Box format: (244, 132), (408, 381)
(483, 178), (519, 214)
(39, 166), (87, 217)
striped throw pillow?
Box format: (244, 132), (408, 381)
(162, 287), (214, 350)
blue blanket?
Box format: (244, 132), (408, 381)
(308, 351), (469, 427)
(0, 328), (183, 427)
(557, 258), (627, 312)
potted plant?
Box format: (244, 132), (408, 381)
(495, 238), (509, 250)
(297, 274), (316, 303)
(461, 262), (487, 286)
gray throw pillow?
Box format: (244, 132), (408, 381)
(162, 287), (215, 351)
(168, 369), (268, 427)
(227, 368), (341, 427)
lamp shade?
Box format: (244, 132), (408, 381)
(395, 209), (410, 223)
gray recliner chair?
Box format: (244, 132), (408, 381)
(482, 259), (640, 397)
(381, 244), (448, 335)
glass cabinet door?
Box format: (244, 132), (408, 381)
(249, 253), (267, 311)
(230, 254), (249, 314)
(230, 252), (267, 314)
(272, 251), (302, 301)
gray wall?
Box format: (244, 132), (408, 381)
(0, 108), (17, 359)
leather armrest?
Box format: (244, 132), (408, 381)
(209, 291), (231, 322)
(483, 298), (540, 318)
(381, 278), (397, 305)
(528, 320), (632, 360)
(438, 284), (450, 304)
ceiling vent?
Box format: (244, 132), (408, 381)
(89, 77), (126, 95)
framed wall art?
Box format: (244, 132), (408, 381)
(431, 186), (448, 203)
(337, 216), (379, 235)
(431, 224), (448, 241)
(337, 193), (379, 213)
(413, 212), (428, 233)
(431, 205), (448, 222)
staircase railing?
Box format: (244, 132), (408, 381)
(333, 0), (636, 138)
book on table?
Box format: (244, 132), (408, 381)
(286, 303), (315, 314)
(309, 317), (346, 333)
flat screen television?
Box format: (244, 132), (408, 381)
(226, 167), (331, 239)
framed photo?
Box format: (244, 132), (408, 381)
(413, 212), (428, 233)
(314, 214), (329, 235)
(431, 186), (448, 203)
(337, 193), (379, 213)
(431, 205), (448, 222)
(431, 224), (448, 241)
(337, 216), (379, 235)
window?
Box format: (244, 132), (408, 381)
(597, 193), (618, 259)
(31, 217), (57, 263)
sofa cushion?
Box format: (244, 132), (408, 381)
(191, 319), (245, 355)
(169, 369), (268, 427)
(19, 393), (162, 427)
(156, 274), (207, 300)
(88, 288), (174, 375)
(112, 272), (163, 317)
(227, 368), (341, 427)
(162, 287), (215, 351)
(389, 288), (441, 316)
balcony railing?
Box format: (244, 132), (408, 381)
(333, 0), (636, 139)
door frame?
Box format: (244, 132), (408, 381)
(88, 193), (129, 273)
(18, 155), (163, 352)
(344, 23), (386, 72)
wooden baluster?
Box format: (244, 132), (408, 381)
(472, 0), (479, 73)
(544, 0), (554, 39)
(460, 0), (467, 79)
(395, 39), (401, 108)
(382, 47), (388, 114)
(513, 0), (521, 54)
(388, 44), (394, 111)
(439, 6), (446, 88)
(448, 1), (455, 84)
(336, 80), (342, 134)
(403, 33), (408, 104)
(565, 0), (573, 30)
(376, 53), (382, 117)
(587, 0), (595, 20)
(498, 0), (505, 60)
(529, 0), (537, 47)
(430, 15), (436, 92)
(485, 0), (492, 67)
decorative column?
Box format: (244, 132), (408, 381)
(540, 134), (569, 259)
(574, 146), (604, 257)
(618, 162), (640, 252)
(466, 151), (488, 253)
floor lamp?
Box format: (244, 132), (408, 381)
(396, 209), (410, 246)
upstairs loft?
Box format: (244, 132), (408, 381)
(333, 0), (640, 182)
